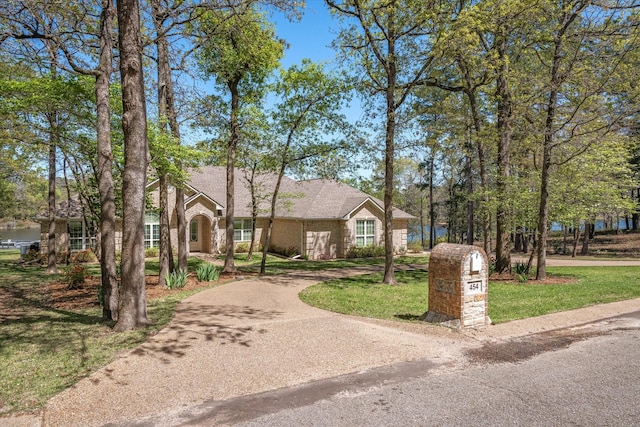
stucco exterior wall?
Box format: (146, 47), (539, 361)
(269, 219), (303, 254)
(216, 217), (267, 252)
(304, 220), (344, 260)
(344, 201), (385, 250)
(393, 219), (409, 252)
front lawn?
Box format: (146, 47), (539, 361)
(0, 251), (220, 415)
(300, 266), (640, 324)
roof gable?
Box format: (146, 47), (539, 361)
(177, 166), (414, 220)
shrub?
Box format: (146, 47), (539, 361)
(407, 241), (424, 253)
(196, 263), (221, 282)
(346, 245), (385, 259)
(73, 250), (96, 263)
(513, 261), (528, 275)
(145, 247), (159, 258)
(164, 269), (188, 289)
(63, 264), (86, 289)
(235, 242), (250, 253)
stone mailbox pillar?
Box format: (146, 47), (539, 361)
(421, 243), (490, 329)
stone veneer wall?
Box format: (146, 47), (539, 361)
(425, 243), (489, 329)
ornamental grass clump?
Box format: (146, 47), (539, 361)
(196, 263), (221, 282)
(164, 269), (188, 289)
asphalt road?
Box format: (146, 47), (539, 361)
(148, 312), (640, 427)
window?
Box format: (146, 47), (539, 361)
(144, 212), (160, 248)
(69, 221), (94, 250)
(190, 219), (199, 242)
(234, 219), (252, 242)
(355, 220), (375, 247)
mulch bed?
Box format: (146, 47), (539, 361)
(47, 272), (241, 311)
(489, 272), (577, 285)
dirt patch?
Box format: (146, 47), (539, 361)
(47, 273), (242, 310)
(489, 273), (577, 285)
(465, 329), (605, 364)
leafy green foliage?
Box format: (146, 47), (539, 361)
(72, 250), (96, 263)
(196, 263), (221, 282)
(346, 245), (385, 259)
(164, 269), (188, 290)
(193, 6), (283, 99)
(145, 247), (160, 258)
(62, 264), (86, 289)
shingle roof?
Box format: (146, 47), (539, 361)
(37, 198), (85, 220)
(186, 166), (414, 220)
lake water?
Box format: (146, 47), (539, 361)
(0, 227), (40, 244)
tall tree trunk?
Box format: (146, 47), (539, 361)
(175, 188), (186, 271)
(224, 80), (240, 273)
(158, 174), (170, 287)
(261, 127), (296, 275)
(495, 33), (512, 274)
(96, 0), (117, 321)
(152, 0), (184, 274)
(260, 165), (287, 275)
(382, 15), (397, 285)
(115, 0), (149, 331)
(581, 222), (592, 255)
(465, 124), (474, 245)
(572, 225), (581, 258)
(246, 165), (258, 261)
(535, 7), (581, 280)
(46, 116), (58, 274)
(419, 188), (425, 249)
(154, 3), (171, 286)
(461, 59), (490, 254)
(429, 154), (435, 250)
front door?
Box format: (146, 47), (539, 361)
(189, 218), (201, 252)
(189, 215), (212, 253)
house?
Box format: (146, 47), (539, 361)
(38, 198), (104, 253)
(40, 166), (414, 260)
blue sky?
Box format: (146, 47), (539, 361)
(272, 2), (339, 68)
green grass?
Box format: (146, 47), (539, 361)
(0, 251), (218, 415)
(300, 266), (640, 325)
(300, 270), (428, 321)
(488, 266), (640, 323)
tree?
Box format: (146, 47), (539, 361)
(260, 59), (355, 275)
(531, 0), (640, 278)
(0, 61), (48, 221)
(327, 0), (446, 284)
(194, 5), (284, 273)
(114, 0), (149, 331)
(0, 0), (120, 319)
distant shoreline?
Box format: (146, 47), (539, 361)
(0, 221), (39, 231)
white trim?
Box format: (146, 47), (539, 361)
(184, 192), (224, 212)
(342, 197), (384, 220)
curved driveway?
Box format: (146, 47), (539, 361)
(8, 260), (639, 426)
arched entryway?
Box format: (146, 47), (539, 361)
(189, 215), (212, 253)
